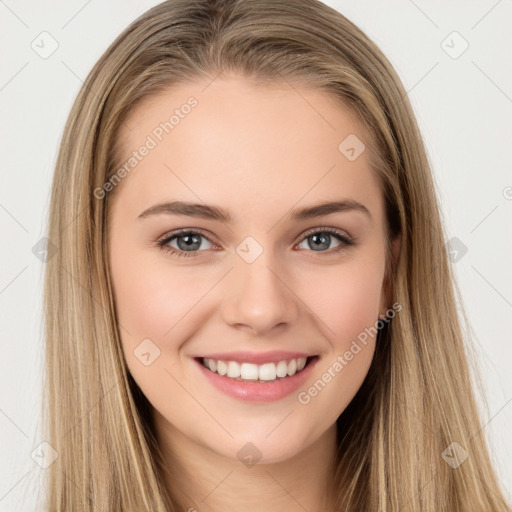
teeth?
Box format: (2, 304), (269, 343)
(217, 360), (227, 376)
(201, 356), (309, 382)
(259, 363), (276, 381)
(241, 363), (259, 380)
(227, 361), (240, 378)
(276, 360), (288, 378)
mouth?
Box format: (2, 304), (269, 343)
(192, 354), (320, 402)
(196, 355), (318, 383)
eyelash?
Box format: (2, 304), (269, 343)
(157, 227), (355, 259)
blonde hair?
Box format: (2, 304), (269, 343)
(43, 0), (510, 510)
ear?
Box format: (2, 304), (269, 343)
(380, 232), (401, 316)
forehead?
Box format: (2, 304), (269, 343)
(112, 75), (383, 223)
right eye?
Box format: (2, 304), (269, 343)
(158, 229), (216, 258)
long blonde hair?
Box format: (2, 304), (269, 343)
(42, 0), (510, 510)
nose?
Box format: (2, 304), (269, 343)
(221, 248), (300, 336)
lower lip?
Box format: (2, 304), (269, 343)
(194, 356), (319, 402)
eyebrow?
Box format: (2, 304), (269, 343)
(137, 200), (371, 222)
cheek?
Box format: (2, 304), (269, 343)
(110, 245), (204, 340)
(294, 258), (385, 416)
(303, 254), (385, 349)
(109, 247), (200, 409)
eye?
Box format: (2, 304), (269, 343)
(157, 229), (215, 258)
(157, 227), (355, 259)
(296, 227), (354, 254)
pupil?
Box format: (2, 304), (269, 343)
(310, 233), (330, 251)
(178, 234), (201, 251)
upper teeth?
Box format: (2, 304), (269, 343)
(202, 357), (308, 382)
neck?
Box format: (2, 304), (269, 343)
(153, 413), (339, 512)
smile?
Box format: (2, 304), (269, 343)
(200, 356), (308, 382)
(193, 353), (320, 402)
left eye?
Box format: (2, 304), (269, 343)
(297, 229), (352, 252)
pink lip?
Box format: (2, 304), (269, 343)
(192, 350), (314, 365)
(193, 355), (319, 402)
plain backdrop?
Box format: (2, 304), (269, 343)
(1, 1), (511, 510)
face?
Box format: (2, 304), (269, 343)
(108, 74), (392, 465)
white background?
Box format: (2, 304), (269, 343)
(1, 1), (511, 509)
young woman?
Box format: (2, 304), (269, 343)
(42, 0), (511, 510)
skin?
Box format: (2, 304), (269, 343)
(108, 73), (399, 511)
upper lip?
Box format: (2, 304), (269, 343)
(193, 350), (317, 365)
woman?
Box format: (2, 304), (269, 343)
(43, 0), (511, 510)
